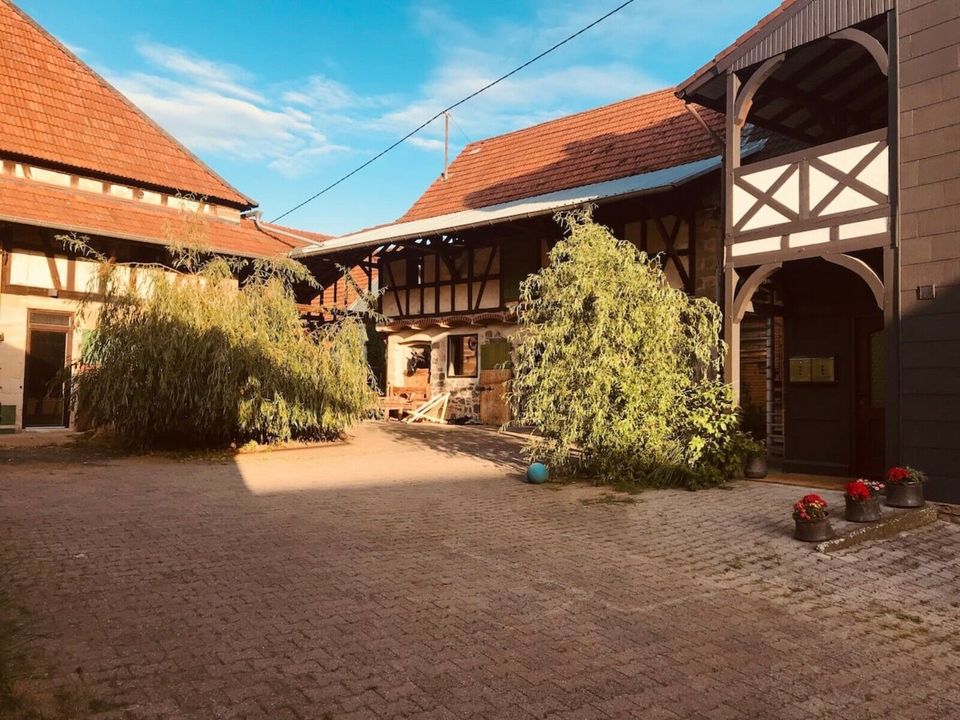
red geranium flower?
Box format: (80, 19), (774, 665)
(792, 493), (828, 521)
(845, 481), (871, 501)
(887, 467), (910, 484)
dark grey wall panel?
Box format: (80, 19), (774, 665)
(898, 0), (960, 504)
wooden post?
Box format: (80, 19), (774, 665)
(724, 70), (742, 403)
(884, 7), (901, 469)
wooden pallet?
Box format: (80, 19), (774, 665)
(403, 393), (450, 424)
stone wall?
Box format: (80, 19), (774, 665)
(693, 185), (723, 304)
(385, 322), (517, 422)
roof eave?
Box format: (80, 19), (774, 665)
(294, 149), (761, 259)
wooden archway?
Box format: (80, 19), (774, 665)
(823, 253), (884, 310)
(732, 262), (782, 322)
(733, 55), (785, 127)
(829, 28), (889, 76)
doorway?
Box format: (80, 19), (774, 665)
(853, 316), (885, 478)
(22, 310), (72, 428)
(479, 337), (512, 426)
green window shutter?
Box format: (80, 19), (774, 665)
(0, 405), (16, 428)
(481, 338), (512, 370)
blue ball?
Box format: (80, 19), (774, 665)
(526, 462), (549, 484)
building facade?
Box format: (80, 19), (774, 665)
(298, 90), (738, 423)
(0, 0), (323, 433)
(677, 0), (960, 502)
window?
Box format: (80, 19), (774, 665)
(447, 334), (478, 377)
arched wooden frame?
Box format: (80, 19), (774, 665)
(829, 28), (889, 76)
(731, 254), (883, 325)
(732, 262), (782, 322)
(732, 29), (889, 130)
(823, 253), (884, 310)
(733, 54), (785, 127)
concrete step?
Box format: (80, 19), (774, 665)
(815, 504), (940, 553)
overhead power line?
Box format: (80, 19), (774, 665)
(271, 0), (637, 223)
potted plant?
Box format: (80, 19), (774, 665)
(741, 436), (768, 479)
(844, 480), (882, 522)
(792, 493), (833, 542)
(885, 466), (926, 508)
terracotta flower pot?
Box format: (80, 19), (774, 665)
(794, 514), (834, 542)
(885, 482), (925, 508)
(744, 455), (768, 479)
(844, 495), (881, 522)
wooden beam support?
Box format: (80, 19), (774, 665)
(822, 253), (884, 310)
(734, 54), (785, 126)
(829, 28), (889, 76)
(732, 262), (782, 323)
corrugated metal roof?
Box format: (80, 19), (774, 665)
(295, 143), (765, 258)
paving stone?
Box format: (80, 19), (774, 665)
(0, 422), (958, 719)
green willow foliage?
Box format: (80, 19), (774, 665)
(64, 236), (376, 449)
(510, 210), (748, 490)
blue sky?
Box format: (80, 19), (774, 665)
(20, 0), (773, 235)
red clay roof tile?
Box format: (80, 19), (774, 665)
(0, 0), (253, 206)
(0, 175), (303, 257)
(401, 88), (724, 222)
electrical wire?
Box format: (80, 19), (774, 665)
(449, 112), (473, 145)
(271, 0), (637, 223)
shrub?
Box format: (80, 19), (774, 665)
(63, 235), (376, 449)
(509, 209), (752, 490)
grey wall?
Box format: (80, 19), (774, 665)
(898, 0), (960, 503)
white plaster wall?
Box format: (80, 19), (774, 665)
(0, 293), (93, 430)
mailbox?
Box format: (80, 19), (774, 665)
(789, 357), (836, 384)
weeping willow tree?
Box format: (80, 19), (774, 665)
(61, 221), (376, 449)
(510, 209), (752, 490)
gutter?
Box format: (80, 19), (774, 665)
(292, 178), (702, 259)
(244, 210), (327, 253)
(294, 143), (766, 259)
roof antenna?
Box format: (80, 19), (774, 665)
(442, 111), (450, 180)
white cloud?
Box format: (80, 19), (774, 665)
(63, 41), (87, 57)
(135, 41), (265, 103)
(408, 137), (446, 151)
(105, 44), (352, 178)
(364, 12), (663, 151)
(101, 2), (669, 183)
(282, 75), (369, 110)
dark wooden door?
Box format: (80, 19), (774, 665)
(23, 329), (69, 427)
(853, 316), (885, 478)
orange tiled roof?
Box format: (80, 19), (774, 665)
(0, 174), (313, 257)
(261, 222), (332, 247)
(0, 0), (253, 207)
(401, 88), (723, 222)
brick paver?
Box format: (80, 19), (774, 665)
(1, 422), (958, 719)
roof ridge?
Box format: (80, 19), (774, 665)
(3, 0), (255, 208)
(461, 86), (678, 150)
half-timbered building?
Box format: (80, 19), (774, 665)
(0, 0), (326, 432)
(296, 89), (751, 423)
(677, 0), (960, 502)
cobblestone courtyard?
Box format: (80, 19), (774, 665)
(1, 422), (959, 719)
